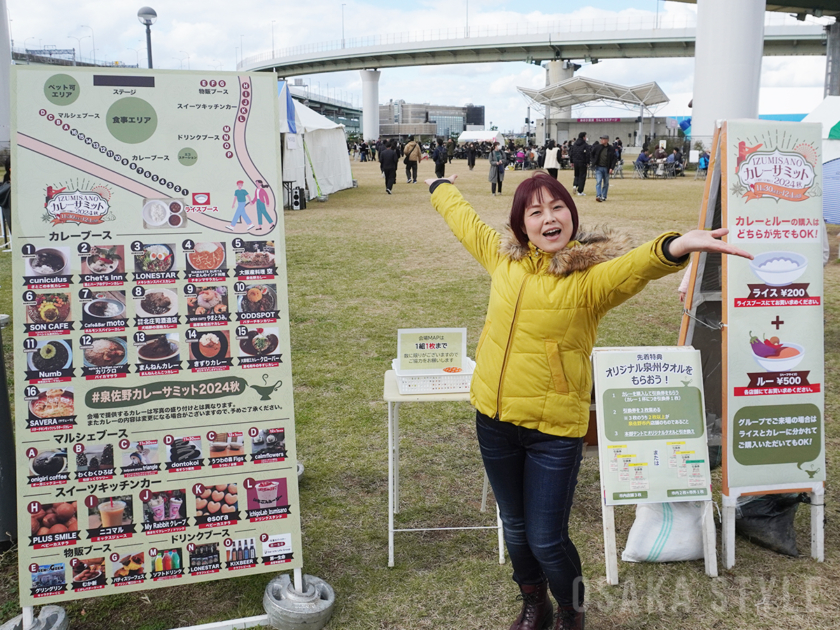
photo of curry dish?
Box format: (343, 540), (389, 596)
(26, 293), (71, 324)
(186, 287), (228, 316)
(187, 242), (225, 270)
(239, 285), (276, 313)
(138, 335), (179, 362)
(83, 338), (127, 367)
(30, 389), (74, 418)
(135, 245), (174, 273)
(28, 249), (68, 275)
(30, 340), (71, 372)
(239, 328), (279, 356)
(137, 290), (177, 317)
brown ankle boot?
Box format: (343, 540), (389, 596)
(554, 605), (584, 630)
(509, 582), (553, 630)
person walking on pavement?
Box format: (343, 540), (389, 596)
(590, 135), (618, 202)
(432, 137), (447, 179)
(380, 140), (400, 194)
(403, 135), (421, 183)
(569, 132), (590, 196)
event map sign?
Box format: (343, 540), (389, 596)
(722, 120), (825, 490)
(11, 66), (302, 606)
(592, 347), (712, 506)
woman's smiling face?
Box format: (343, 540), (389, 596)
(522, 191), (574, 253)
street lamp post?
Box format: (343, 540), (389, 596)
(341, 4), (346, 48)
(179, 51), (190, 70)
(137, 7), (157, 69)
(271, 20), (276, 57)
(127, 48), (139, 66)
(80, 25), (95, 65)
(67, 35), (89, 66)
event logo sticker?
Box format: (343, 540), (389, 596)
(735, 142), (817, 203)
(44, 184), (113, 225)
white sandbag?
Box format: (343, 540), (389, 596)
(621, 502), (705, 563)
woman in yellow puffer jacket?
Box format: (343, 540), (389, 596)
(426, 172), (751, 630)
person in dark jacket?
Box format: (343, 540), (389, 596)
(380, 140), (400, 194)
(569, 132), (590, 196)
(590, 135), (618, 202)
(432, 138), (447, 179)
(446, 138), (455, 164)
(466, 142), (477, 170)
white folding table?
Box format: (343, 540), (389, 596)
(384, 370), (504, 567)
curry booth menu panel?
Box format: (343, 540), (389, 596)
(12, 66), (302, 606)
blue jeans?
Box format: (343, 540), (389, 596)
(230, 202), (252, 228)
(595, 166), (610, 199)
(476, 412), (584, 607)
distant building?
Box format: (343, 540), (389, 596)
(379, 100), (484, 139)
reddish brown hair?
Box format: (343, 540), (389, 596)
(509, 172), (579, 247)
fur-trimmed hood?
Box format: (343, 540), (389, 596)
(499, 225), (633, 276)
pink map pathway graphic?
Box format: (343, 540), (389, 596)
(18, 74), (278, 236)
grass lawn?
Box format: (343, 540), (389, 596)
(1, 160), (838, 629)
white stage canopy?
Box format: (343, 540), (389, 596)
(518, 77), (669, 112)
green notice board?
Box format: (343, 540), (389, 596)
(593, 347), (712, 505)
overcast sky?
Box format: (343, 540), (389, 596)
(6, 0), (833, 132)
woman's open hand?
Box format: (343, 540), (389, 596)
(424, 174), (458, 186)
(668, 228), (753, 260)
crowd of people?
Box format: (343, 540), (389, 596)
(634, 144), (698, 179)
(350, 134), (701, 198)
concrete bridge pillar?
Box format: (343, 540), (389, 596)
(826, 22), (840, 97)
(0, 0), (11, 151)
(691, 0), (766, 148)
(542, 61), (575, 144)
(360, 69), (380, 142)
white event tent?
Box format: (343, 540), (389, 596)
(802, 96), (840, 225)
(278, 82), (354, 202)
(457, 130), (505, 145)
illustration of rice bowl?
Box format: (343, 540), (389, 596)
(193, 194), (209, 204)
(752, 342), (805, 372)
(749, 251), (807, 286)
(142, 200), (170, 227)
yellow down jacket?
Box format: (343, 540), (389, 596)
(431, 184), (689, 438)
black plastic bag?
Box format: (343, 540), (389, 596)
(735, 493), (805, 557)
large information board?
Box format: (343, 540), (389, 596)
(592, 347), (712, 505)
(11, 66), (302, 606)
(721, 120), (825, 491)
